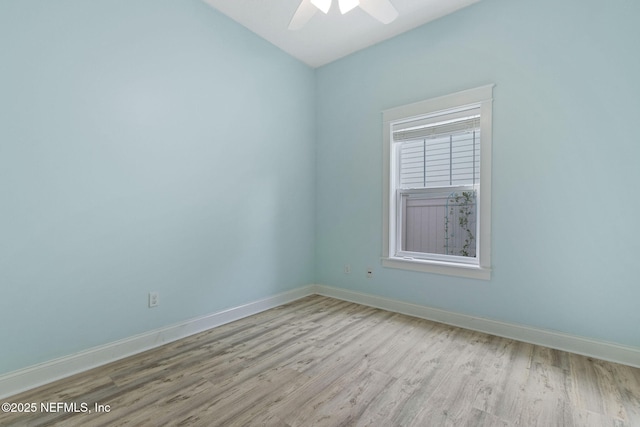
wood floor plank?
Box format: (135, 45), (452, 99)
(283, 360), (395, 427)
(469, 335), (520, 415)
(355, 324), (473, 426)
(2, 295), (639, 427)
(463, 408), (510, 427)
(408, 331), (506, 426)
(252, 313), (401, 423)
(605, 361), (640, 425)
(485, 340), (535, 423)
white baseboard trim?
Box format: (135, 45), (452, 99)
(3, 283), (638, 400)
(0, 285), (316, 400)
(314, 285), (640, 369)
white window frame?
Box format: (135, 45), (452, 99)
(382, 85), (494, 280)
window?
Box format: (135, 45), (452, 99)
(382, 85), (493, 279)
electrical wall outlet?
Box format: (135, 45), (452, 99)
(366, 268), (373, 279)
(149, 292), (159, 308)
(344, 264), (351, 274)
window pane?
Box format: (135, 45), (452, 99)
(401, 190), (477, 258)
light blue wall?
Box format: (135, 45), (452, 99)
(0, 0), (316, 374)
(315, 0), (640, 348)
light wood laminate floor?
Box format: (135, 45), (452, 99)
(2, 295), (639, 426)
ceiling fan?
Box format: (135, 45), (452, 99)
(289, 0), (399, 30)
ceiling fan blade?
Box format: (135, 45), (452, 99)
(311, 0), (331, 14)
(359, 0), (398, 24)
(339, 0), (359, 14)
(288, 0), (318, 30)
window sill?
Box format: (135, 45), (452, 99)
(381, 257), (491, 280)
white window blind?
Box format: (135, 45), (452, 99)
(393, 108), (481, 189)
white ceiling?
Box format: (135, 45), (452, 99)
(202, 0), (480, 68)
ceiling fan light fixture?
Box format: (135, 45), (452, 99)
(289, 0), (398, 30)
(310, 0), (331, 14)
(339, 0), (359, 14)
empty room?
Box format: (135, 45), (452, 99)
(1, 0), (639, 425)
